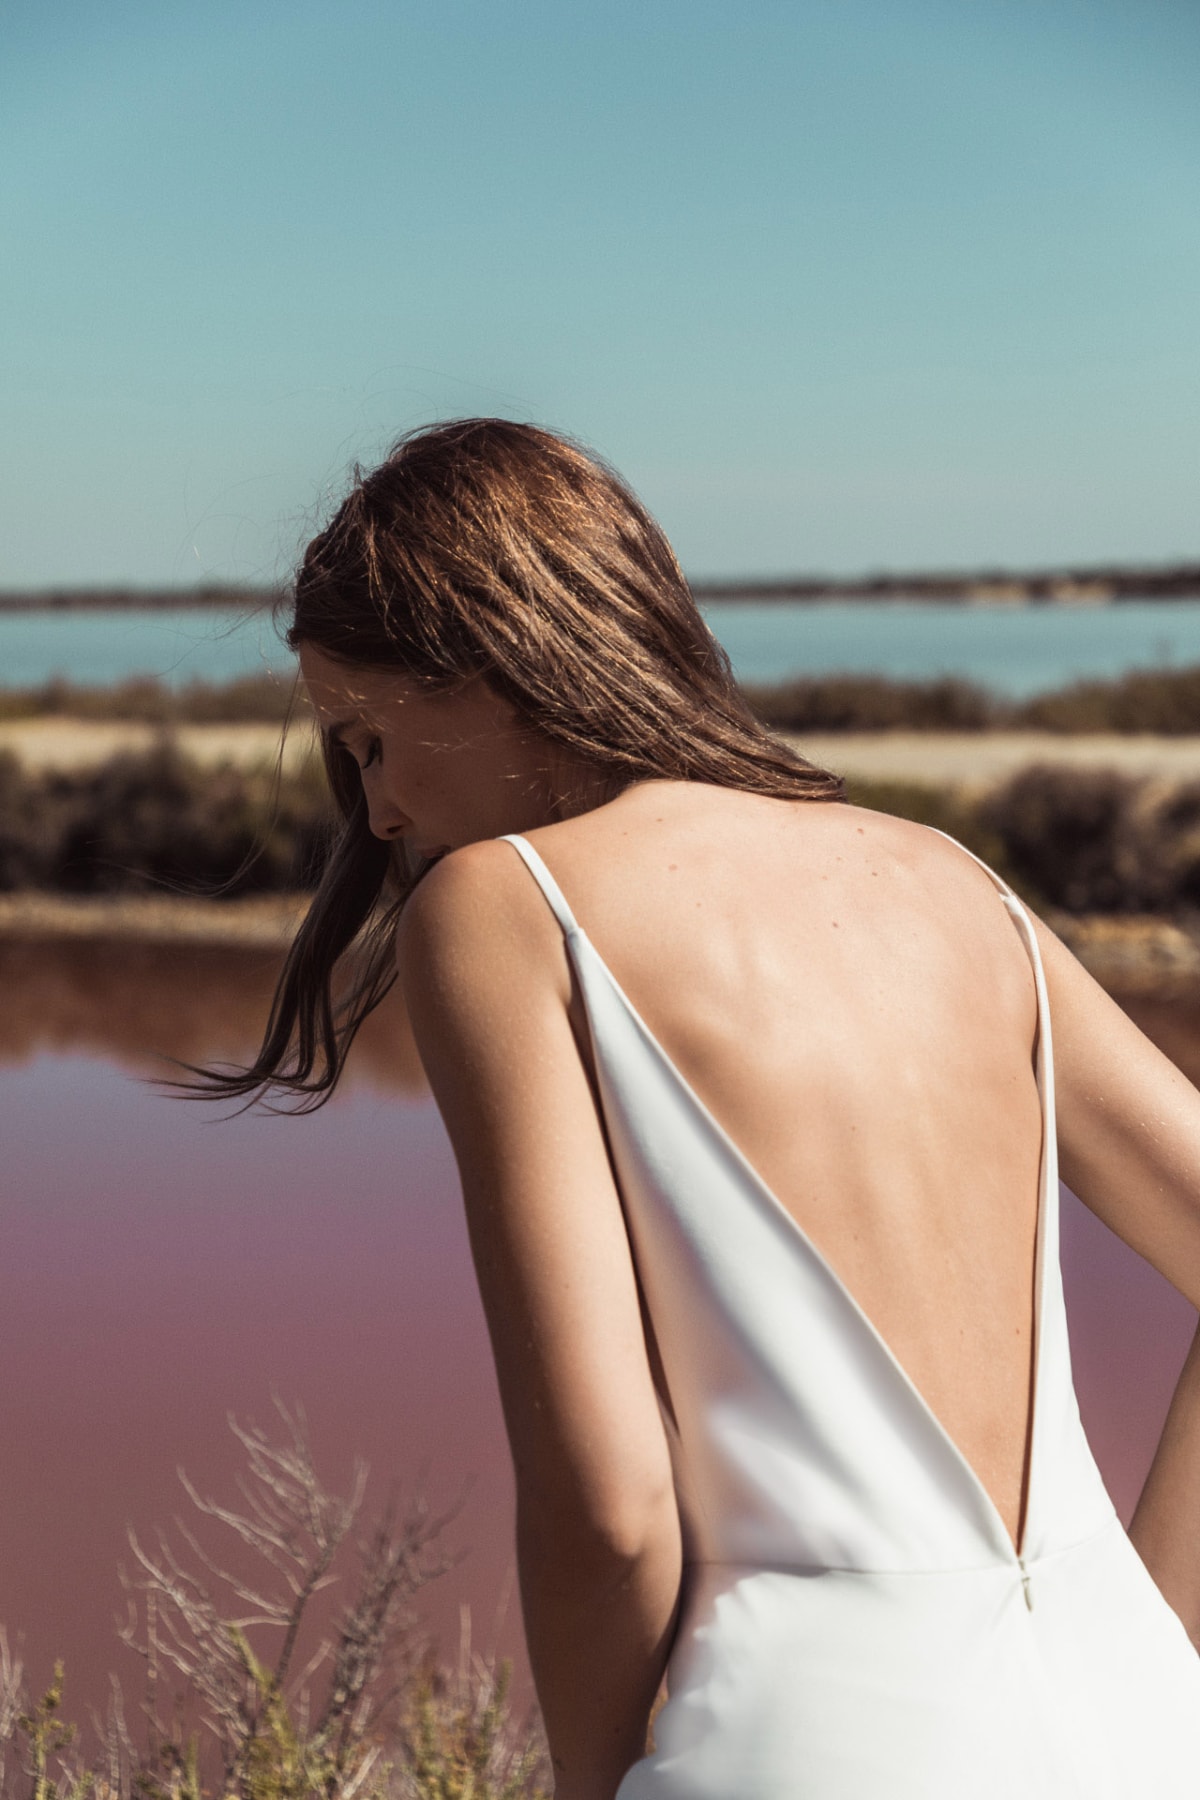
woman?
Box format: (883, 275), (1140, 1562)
(216, 419), (1200, 1796)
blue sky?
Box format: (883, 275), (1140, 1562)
(3, 0), (1198, 586)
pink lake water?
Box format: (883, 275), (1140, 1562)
(0, 938), (1197, 1725)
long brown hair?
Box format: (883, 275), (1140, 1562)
(203, 418), (844, 1106)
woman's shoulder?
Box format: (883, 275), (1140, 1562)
(397, 785), (1015, 997)
(401, 834), (530, 931)
(530, 782), (1006, 917)
(395, 834), (570, 1019)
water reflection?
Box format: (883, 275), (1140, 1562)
(0, 985), (509, 1729)
(0, 936), (426, 1093)
(2, 940), (1199, 1730)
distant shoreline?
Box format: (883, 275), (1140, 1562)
(0, 586), (283, 613)
(697, 564), (1200, 605)
(4, 562), (1200, 611)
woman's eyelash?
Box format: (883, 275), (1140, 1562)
(328, 729), (380, 771)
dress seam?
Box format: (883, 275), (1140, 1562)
(684, 1515), (1122, 1581)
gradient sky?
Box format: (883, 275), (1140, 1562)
(3, 0), (1199, 587)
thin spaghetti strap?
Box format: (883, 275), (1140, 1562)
(499, 833), (581, 938)
(925, 825), (1021, 906)
(926, 825), (1052, 1063)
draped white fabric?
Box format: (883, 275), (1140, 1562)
(502, 832), (1200, 1797)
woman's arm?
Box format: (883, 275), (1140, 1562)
(1032, 913), (1200, 1640)
(397, 842), (683, 1799)
(1127, 1323), (1200, 1648)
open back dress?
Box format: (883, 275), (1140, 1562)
(501, 829), (1200, 1798)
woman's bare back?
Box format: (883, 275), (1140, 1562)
(297, 420), (1200, 1795)
(522, 781), (1044, 1545)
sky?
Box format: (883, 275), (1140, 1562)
(3, 0), (1199, 587)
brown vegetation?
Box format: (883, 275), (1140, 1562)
(1016, 668), (1200, 735)
(3, 663), (1200, 735)
(0, 742), (332, 895)
(0, 674), (300, 727)
(745, 675), (996, 732)
(2, 734), (1200, 927)
(0, 1404), (549, 1799)
(0, 586), (282, 614)
(745, 666), (1200, 734)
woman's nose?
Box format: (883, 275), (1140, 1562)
(363, 774), (408, 841)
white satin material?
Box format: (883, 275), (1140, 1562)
(502, 830), (1200, 1796)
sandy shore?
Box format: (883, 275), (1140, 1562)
(1051, 914), (1200, 997)
(6, 716), (1200, 791)
(785, 730), (1200, 792)
(0, 890), (309, 947)
(0, 716), (314, 772)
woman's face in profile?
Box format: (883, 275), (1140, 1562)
(299, 643), (544, 854)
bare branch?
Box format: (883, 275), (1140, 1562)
(4, 1402), (543, 1799)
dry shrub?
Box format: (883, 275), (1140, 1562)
(0, 675), (302, 727)
(0, 752), (54, 889)
(4, 738), (1200, 920)
(3, 662), (1200, 735)
(0, 1405), (550, 1800)
(1152, 783), (1200, 909)
(394, 1635), (551, 1800)
(747, 663), (1200, 735)
(1015, 667), (1200, 735)
(0, 745), (333, 896)
(978, 766), (1200, 914)
(744, 674), (998, 733)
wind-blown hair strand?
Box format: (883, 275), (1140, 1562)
(197, 418), (844, 1107)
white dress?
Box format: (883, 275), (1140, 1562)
(502, 830), (1200, 1797)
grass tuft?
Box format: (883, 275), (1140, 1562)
(0, 1406), (549, 1800)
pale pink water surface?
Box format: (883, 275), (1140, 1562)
(0, 944), (1197, 1726)
(0, 1046), (520, 1718)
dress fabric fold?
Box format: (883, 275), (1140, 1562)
(501, 830), (1200, 1798)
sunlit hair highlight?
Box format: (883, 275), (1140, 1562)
(201, 418), (844, 1106)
